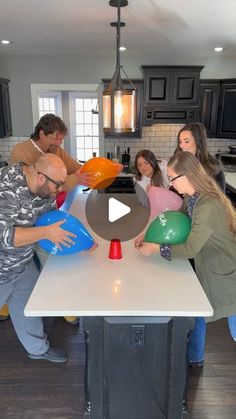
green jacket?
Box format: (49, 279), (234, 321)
(171, 195), (236, 322)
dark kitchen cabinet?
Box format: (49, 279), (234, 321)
(199, 80), (220, 137)
(0, 78), (12, 138)
(217, 80), (236, 139)
(141, 66), (203, 125)
(200, 79), (236, 139)
(83, 316), (189, 419)
(103, 79), (143, 139)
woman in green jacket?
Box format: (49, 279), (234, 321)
(135, 151), (236, 366)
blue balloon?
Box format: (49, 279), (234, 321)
(35, 210), (94, 256)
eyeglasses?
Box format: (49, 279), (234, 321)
(38, 172), (65, 189)
(168, 174), (184, 182)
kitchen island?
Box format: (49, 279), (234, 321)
(25, 190), (213, 419)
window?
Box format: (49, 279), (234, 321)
(38, 91), (62, 118)
(31, 84), (101, 161)
(70, 92), (99, 162)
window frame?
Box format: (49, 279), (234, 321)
(30, 83), (102, 159)
(69, 91), (99, 162)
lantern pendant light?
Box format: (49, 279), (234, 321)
(103, 0), (136, 134)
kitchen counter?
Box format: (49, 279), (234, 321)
(24, 190), (213, 419)
(25, 192), (212, 318)
(225, 171), (236, 191)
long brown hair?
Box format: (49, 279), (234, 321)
(134, 150), (164, 187)
(168, 152), (236, 233)
(175, 123), (222, 176)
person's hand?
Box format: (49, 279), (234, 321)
(75, 167), (97, 187)
(116, 163), (123, 173)
(134, 234), (145, 248)
(45, 220), (77, 250)
(137, 242), (160, 256)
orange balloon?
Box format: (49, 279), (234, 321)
(80, 157), (119, 189)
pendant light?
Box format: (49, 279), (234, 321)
(103, 0), (136, 134)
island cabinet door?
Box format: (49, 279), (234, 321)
(83, 316), (189, 419)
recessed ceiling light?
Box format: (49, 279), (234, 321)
(119, 46), (127, 51)
(214, 47), (223, 52)
(1, 39), (13, 45)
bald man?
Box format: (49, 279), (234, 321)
(0, 154), (76, 363)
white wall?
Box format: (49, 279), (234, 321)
(0, 53), (236, 163)
(0, 53), (236, 136)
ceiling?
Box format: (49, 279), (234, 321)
(0, 0), (235, 57)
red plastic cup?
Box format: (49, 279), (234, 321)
(108, 239), (123, 261)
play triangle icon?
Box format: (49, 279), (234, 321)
(108, 197), (131, 223)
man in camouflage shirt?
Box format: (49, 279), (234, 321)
(0, 153), (75, 362)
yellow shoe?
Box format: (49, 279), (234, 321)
(64, 316), (79, 325)
(0, 304), (10, 320)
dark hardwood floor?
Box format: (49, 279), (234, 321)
(188, 318), (236, 419)
(1, 317), (236, 418)
(0, 317), (85, 419)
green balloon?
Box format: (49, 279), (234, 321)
(144, 210), (191, 245)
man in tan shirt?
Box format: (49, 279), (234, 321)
(10, 113), (93, 191)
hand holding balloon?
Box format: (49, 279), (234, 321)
(116, 163), (124, 174)
(35, 210), (95, 256)
(80, 157), (119, 189)
(44, 219), (77, 251)
(134, 234), (145, 248)
(137, 242), (160, 256)
(75, 167), (97, 187)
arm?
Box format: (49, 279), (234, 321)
(10, 140), (41, 165)
(0, 184), (75, 251)
(136, 198), (216, 259)
(14, 221), (76, 250)
(171, 199), (216, 259)
(58, 149), (98, 191)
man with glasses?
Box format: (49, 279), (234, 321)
(0, 153), (76, 362)
(9, 113), (94, 324)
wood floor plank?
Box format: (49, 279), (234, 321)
(1, 316), (236, 418)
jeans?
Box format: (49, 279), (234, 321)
(188, 315), (236, 362)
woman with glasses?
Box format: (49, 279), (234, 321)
(175, 122), (225, 191)
(135, 151), (236, 367)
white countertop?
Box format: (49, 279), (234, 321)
(225, 172), (236, 190)
(25, 191), (213, 318)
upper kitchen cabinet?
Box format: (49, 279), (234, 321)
(216, 80), (236, 139)
(102, 79), (143, 139)
(200, 79), (236, 139)
(199, 80), (220, 137)
(0, 78), (12, 138)
(141, 66), (203, 125)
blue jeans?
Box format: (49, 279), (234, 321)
(188, 315), (236, 362)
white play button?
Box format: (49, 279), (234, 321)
(108, 197), (131, 223)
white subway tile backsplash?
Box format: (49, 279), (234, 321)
(0, 127), (235, 165)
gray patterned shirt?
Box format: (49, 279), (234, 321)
(0, 162), (56, 283)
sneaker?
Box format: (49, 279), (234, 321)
(0, 304), (10, 320)
(188, 360), (204, 368)
(0, 314), (9, 321)
(27, 347), (67, 363)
